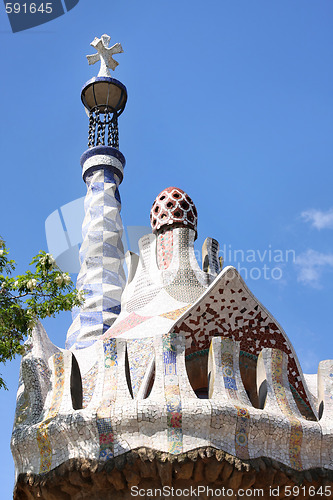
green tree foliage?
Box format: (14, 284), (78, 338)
(0, 238), (84, 390)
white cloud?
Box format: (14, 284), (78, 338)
(295, 249), (333, 287)
(301, 208), (333, 230)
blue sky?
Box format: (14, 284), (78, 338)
(1, 0), (333, 496)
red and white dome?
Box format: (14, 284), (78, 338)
(150, 187), (198, 238)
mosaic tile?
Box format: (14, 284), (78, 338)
(163, 333), (183, 454)
(82, 362), (98, 408)
(127, 338), (154, 398)
(151, 187), (197, 236)
(218, 339), (251, 460)
(235, 406), (250, 459)
(157, 230), (173, 270)
(271, 349), (303, 470)
(164, 229), (205, 303)
(173, 268), (312, 410)
(103, 312), (151, 339)
(66, 152), (126, 349)
(159, 305), (191, 320)
(37, 353), (65, 474)
(96, 339), (118, 461)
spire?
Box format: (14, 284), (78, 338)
(66, 35), (127, 350)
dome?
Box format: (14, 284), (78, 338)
(150, 187), (198, 238)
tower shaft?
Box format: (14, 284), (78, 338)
(66, 147), (126, 349)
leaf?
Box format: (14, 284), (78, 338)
(0, 240), (85, 390)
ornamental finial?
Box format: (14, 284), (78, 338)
(86, 34), (123, 77)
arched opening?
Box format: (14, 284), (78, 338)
(71, 354), (83, 410)
(258, 379), (267, 409)
(185, 350), (209, 399)
(143, 364), (155, 399)
(290, 385), (317, 421)
(239, 351), (260, 408)
(125, 346), (134, 398)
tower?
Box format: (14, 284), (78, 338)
(11, 36), (333, 500)
(66, 34), (127, 350)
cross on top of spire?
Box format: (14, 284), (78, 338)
(87, 34), (124, 77)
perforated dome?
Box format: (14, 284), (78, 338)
(150, 187), (198, 238)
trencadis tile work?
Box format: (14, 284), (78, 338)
(11, 35), (333, 499)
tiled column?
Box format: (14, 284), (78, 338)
(66, 146), (126, 350)
(318, 360), (333, 468)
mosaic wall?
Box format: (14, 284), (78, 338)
(82, 361), (98, 408)
(36, 353), (65, 474)
(66, 147), (126, 350)
(270, 349), (303, 470)
(163, 333), (183, 453)
(163, 229), (206, 303)
(220, 339), (251, 460)
(10, 316), (333, 479)
(317, 360), (333, 468)
(126, 337), (154, 398)
(11, 181), (333, 482)
(208, 337), (251, 460)
(157, 230), (173, 270)
(124, 234), (162, 314)
(256, 348), (321, 471)
(172, 266), (313, 409)
(97, 339), (118, 461)
(101, 227), (211, 342)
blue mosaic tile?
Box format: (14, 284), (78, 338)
(224, 376), (237, 391)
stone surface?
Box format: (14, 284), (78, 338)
(204, 459), (224, 482)
(13, 449), (333, 500)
